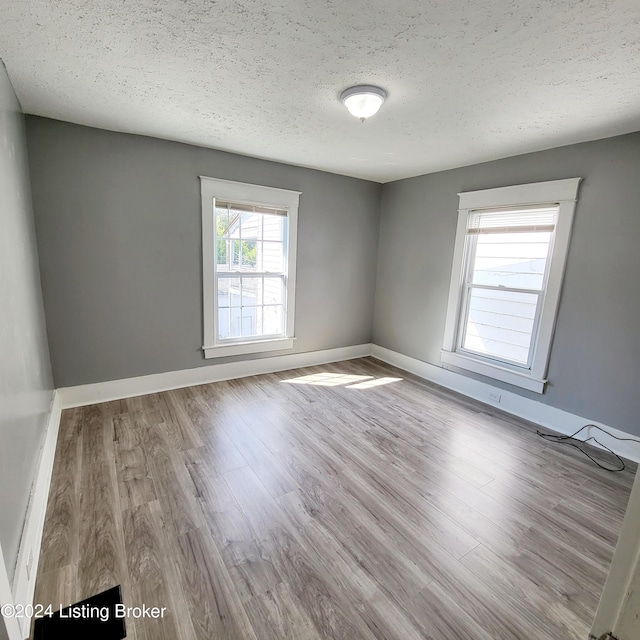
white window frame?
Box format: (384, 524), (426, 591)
(200, 176), (300, 359)
(441, 178), (581, 393)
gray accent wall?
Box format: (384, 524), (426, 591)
(26, 117), (382, 387)
(374, 132), (640, 437)
(0, 66), (53, 580)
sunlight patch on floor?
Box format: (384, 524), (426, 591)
(282, 372), (403, 388)
(283, 372), (372, 386)
(346, 376), (403, 389)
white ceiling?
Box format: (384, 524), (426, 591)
(1, 0), (639, 183)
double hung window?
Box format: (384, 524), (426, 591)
(441, 179), (581, 392)
(201, 177), (299, 358)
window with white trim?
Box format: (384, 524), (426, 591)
(200, 177), (299, 359)
(441, 178), (581, 393)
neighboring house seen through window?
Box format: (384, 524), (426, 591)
(441, 178), (581, 393)
(201, 177), (299, 358)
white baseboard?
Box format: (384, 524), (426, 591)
(371, 344), (640, 464)
(58, 344), (373, 408)
(11, 390), (62, 639)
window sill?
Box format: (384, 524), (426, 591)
(440, 350), (546, 393)
(203, 337), (295, 359)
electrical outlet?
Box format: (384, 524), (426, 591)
(488, 391), (501, 404)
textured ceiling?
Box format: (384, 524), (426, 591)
(1, 0), (639, 182)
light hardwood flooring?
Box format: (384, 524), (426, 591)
(33, 357), (636, 639)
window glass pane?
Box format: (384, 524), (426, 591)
(227, 307), (242, 338)
(219, 277), (241, 307)
(215, 208), (230, 272)
(260, 241), (284, 272)
(262, 305), (283, 336)
(216, 238), (228, 272)
(262, 214), (284, 242)
(227, 208), (243, 229)
(462, 288), (538, 365)
(217, 277), (230, 307)
(256, 306), (264, 336)
(263, 277), (283, 306)
(241, 307), (258, 337)
(217, 307), (232, 339)
(231, 239), (241, 269)
(215, 208), (229, 237)
(471, 231), (552, 290)
(241, 277), (260, 306)
(239, 240), (257, 271)
(240, 212), (260, 240)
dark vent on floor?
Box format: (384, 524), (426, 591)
(33, 585), (126, 640)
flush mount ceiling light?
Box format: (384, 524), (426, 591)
(340, 85), (387, 122)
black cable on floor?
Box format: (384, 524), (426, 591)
(536, 424), (640, 473)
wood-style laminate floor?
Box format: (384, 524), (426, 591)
(34, 357), (636, 640)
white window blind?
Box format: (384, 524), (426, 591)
(215, 200), (288, 217)
(467, 205), (558, 234)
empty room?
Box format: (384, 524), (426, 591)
(2, 1), (640, 639)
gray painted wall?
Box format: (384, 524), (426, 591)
(374, 132), (640, 437)
(0, 66), (53, 581)
(26, 117), (381, 387)
(23, 113), (640, 439)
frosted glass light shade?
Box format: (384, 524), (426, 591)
(340, 85), (387, 121)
